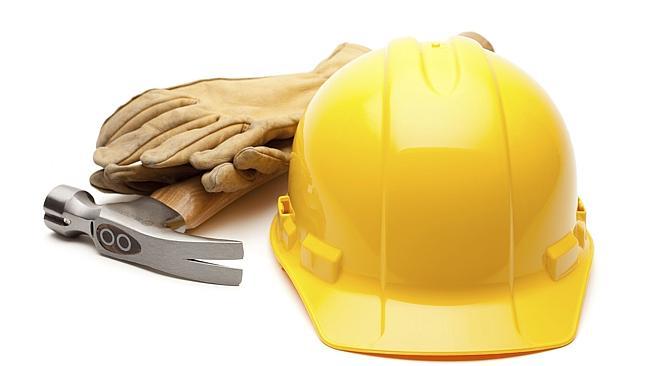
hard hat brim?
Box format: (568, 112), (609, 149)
(270, 217), (593, 357)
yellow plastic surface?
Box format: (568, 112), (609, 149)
(269, 36), (593, 356)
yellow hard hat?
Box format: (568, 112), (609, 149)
(270, 35), (593, 357)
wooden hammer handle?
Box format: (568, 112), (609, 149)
(151, 172), (283, 230)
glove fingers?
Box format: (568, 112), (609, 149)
(105, 96), (197, 145)
(89, 169), (165, 195)
(104, 162), (200, 184)
(94, 105), (208, 166)
(97, 89), (194, 147)
(141, 116), (248, 168)
(233, 144), (291, 174)
(458, 32), (495, 52)
(312, 43), (371, 77)
(200, 162), (258, 193)
(190, 115), (299, 170)
(118, 112), (221, 167)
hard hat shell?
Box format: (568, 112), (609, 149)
(270, 36), (593, 357)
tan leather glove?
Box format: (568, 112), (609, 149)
(92, 43), (370, 193)
(459, 32), (494, 52)
(89, 164), (200, 195)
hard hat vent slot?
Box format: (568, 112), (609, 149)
(276, 195), (297, 250)
(574, 198), (588, 249)
(279, 196), (293, 215)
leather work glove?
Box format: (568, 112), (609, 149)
(89, 163), (200, 195)
(92, 43), (370, 194)
(458, 31), (494, 52)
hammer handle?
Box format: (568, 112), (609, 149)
(151, 172), (283, 230)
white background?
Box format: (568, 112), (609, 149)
(1, 1), (649, 364)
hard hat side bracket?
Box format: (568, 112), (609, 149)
(544, 199), (588, 280)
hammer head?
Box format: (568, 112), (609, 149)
(43, 185), (244, 285)
(43, 185), (100, 237)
